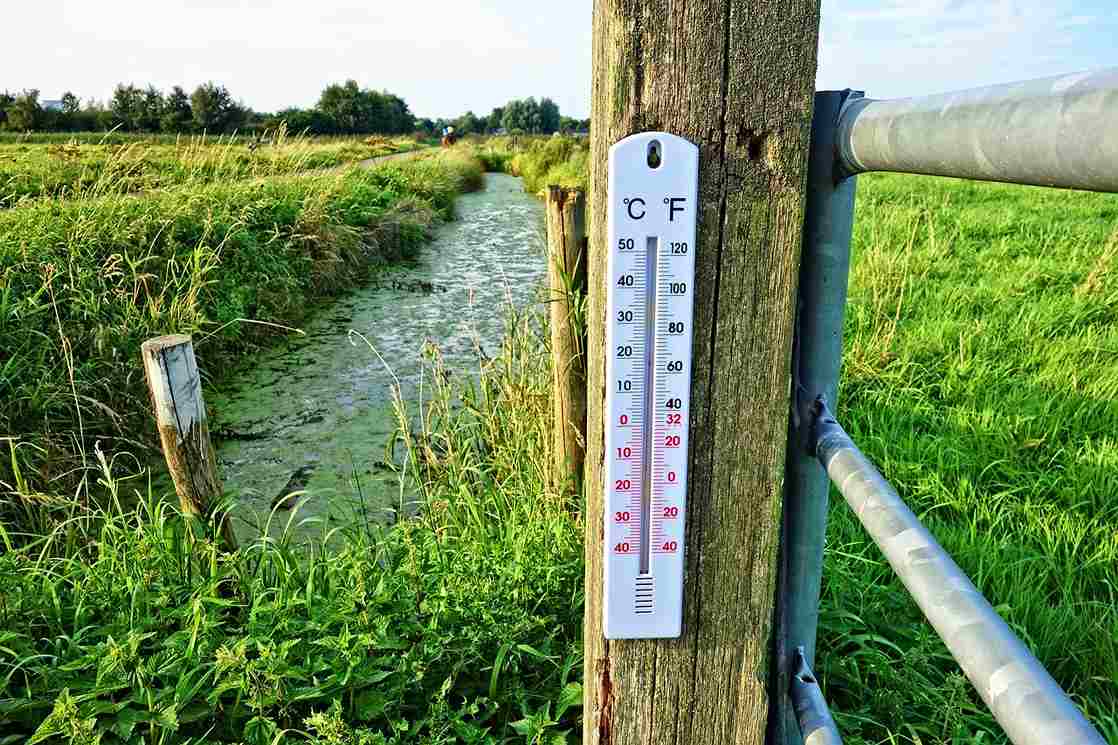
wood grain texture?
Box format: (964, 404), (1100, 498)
(141, 335), (237, 550)
(584, 1), (821, 743)
(546, 187), (589, 493)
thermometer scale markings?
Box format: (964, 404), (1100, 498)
(638, 235), (658, 576)
(604, 132), (698, 640)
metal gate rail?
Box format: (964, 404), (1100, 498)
(776, 68), (1118, 745)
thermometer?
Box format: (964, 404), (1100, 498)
(604, 132), (699, 639)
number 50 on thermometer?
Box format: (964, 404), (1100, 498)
(604, 132), (699, 639)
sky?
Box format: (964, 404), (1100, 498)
(3, 0), (1116, 120)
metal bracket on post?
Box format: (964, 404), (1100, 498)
(790, 647), (844, 745)
(772, 88), (862, 745)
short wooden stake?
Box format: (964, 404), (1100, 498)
(546, 186), (589, 492)
(141, 335), (236, 549)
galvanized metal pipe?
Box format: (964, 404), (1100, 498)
(790, 646), (844, 745)
(774, 89), (860, 745)
(812, 401), (1107, 745)
(837, 67), (1118, 193)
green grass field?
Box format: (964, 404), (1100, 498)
(0, 140), (1114, 743)
(0, 133), (420, 207)
(821, 174), (1118, 742)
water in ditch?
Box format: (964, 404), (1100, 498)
(209, 173), (545, 539)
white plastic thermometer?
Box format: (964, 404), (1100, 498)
(604, 132), (699, 639)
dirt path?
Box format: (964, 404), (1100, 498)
(356, 146), (434, 170)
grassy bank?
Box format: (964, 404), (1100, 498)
(0, 150), (481, 517)
(475, 136), (588, 194)
(0, 134), (421, 206)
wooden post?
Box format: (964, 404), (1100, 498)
(141, 335), (237, 549)
(584, 2), (821, 744)
(546, 186), (589, 491)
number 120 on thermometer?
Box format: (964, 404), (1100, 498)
(604, 132), (698, 639)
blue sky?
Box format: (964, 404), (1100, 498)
(818, 0), (1118, 98)
(4, 0), (1117, 119)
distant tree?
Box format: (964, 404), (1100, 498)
(110, 84), (144, 131)
(380, 92), (414, 134)
(44, 91), (81, 131)
(525, 97), (543, 133)
(70, 99), (102, 132)
(138, 86), (165, 132)
(271, 107), (338, 135)
(191, 82), (244, 133)
(7, 89), (44, 131)
(0, 91), (13, 129)
(60, 91), (80, 115)
(318, 80), (368, 133)
(501, 97), (547, 134)
(539, 97), (560, 134)
(486, 106), (504, 133)
(93, 101), (116, 131)
(454, 110), (480, 135)
(493, 97), (571, 134)
(501, 99), (526, 133)
(161, 86), (192, 132)
(415, 117), (435, 136)
(317, 81), (414, 134)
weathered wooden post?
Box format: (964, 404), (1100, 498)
(583, 1), (822, 743)
(546, 186), (589, 491)
(141, 335), (237, 550)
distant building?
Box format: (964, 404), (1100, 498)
(42, 100), (65, 112)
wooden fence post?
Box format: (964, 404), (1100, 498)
(583, 2), (821, 744)
(141, 335), (237, 550)
(546, 186), (589, 491)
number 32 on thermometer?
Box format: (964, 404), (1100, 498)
(604, 132), (699, 639)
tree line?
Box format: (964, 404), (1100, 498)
(426, 97), (589, 137)
(0, 80), (415, 136)
(1, 84), (587, 137)
(1, 85), (250, 134)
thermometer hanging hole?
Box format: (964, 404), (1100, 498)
(647, 140), (662, 169)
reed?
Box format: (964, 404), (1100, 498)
(0, 129), (421, 207)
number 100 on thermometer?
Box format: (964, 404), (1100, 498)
(604, 132), (698, 639)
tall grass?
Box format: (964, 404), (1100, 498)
(475, 136), (588, 194)
(0, 130), (420, 207)
(0, 309), (582, 744)
(0, 151), (482, 524)
(817, 175), (1118, 742)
